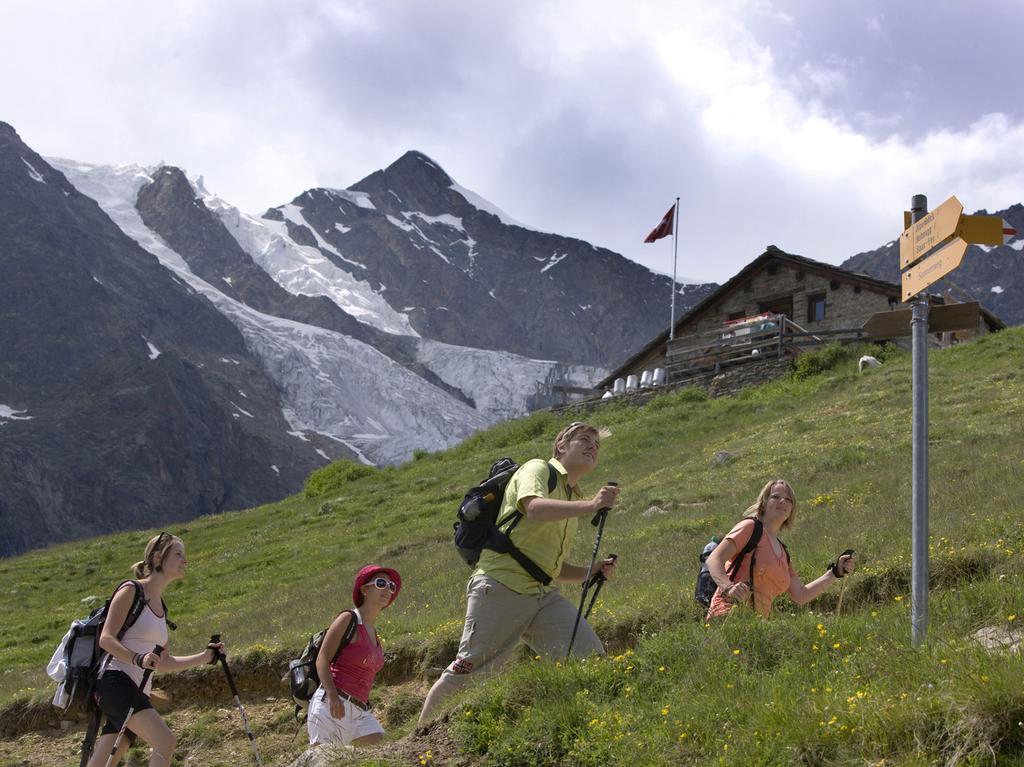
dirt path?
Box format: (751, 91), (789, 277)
(0, 683), (470, 767)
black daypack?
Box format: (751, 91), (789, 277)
(453, 458), (558, 586)
(288, 609), (360, 713)
(694, 519), (789, 607)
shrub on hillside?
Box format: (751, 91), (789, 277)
(792, 341), (903, 382)
(645, 386), (708, 412)
(870, 341), (902, 363)
(303, 460), (377, 498)
(460, 410), (559, 454)
(791, 342), (850, 380)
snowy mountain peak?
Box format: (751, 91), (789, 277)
(253, 148), (716, 365)
(385, 150), (453, 184)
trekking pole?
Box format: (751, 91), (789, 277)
(567, 482), (617, 659)
(210, 634), (264, 766)
(584, 553), (618, 620)
(78, 701), (103, 767)
(836, 578), (848, 616)
(834, 550), (855, 617)
(103, 645), (163, 767)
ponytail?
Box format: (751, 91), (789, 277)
(134, 532), (179, 578)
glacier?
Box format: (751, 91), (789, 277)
(49, 159), (606, 465)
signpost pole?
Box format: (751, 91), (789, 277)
(909, 193), (929, 648)
(898, 191), (1011, 647)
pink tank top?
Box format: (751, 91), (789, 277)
(328, 616), (384, 704)
(706, 518), (797, 618)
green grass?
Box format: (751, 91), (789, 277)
(453, 588), (1024, 766)
(2, 330), (1023, 765)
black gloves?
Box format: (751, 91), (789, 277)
(829, 549), (855, 578)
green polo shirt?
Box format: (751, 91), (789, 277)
(473, 458), (578, 595)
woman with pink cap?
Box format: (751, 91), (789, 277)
(307, 564), (401, 748)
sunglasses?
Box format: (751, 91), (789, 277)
(371, 577), (397, 592)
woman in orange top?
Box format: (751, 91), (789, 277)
(706, 479), (855, 618)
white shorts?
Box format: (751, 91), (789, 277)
(306, 687), (384, 747)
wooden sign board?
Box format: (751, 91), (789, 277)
(901, 238), (969, 301)
(862, 302), (983, 338)
(959, 215), (1018, 246)
(899, 195), (963, 269)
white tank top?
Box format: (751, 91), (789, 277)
(102, 594), (169, 694)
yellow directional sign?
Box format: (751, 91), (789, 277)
(901, 237), (969, 301)
(958, 215), (1018, 246)
(899, 195), (963, 269)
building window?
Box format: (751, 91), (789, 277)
(727, 310), (747, 321)
(795, 270), (805, 282)
(830, 280), (841, 291)
(808, 294), (826, 323)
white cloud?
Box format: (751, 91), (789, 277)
(2, 0), (1022, 284)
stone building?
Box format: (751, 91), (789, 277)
(597, 246), (1003, 395)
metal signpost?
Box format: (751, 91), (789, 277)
(899, 195), (1017, 647)
(906, 195), (930, 648)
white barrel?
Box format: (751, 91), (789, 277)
(613, 378), (626, 395)
(652, 368), (667, 387)
(639, 370), (652, 388)
(625, 374), (639, 393)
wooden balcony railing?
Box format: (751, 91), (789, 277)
(665, 315), (871, 378)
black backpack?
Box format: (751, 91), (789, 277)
(694, 519), (789, 607)
(453, 458), (558, 586)
(288, 609), (360, 713)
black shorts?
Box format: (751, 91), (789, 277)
(95, 670), (153, 736)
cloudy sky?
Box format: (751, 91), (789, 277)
(3, 0), (1023, 283)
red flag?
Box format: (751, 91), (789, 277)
(644, 204), (675, 243)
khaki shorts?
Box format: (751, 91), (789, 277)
(444, 574), (603, 678)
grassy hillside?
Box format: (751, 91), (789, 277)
(1, 329), (1023, 766)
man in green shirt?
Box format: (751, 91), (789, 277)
(417, 422), (620, 726)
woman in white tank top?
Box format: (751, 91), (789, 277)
(87, 532), (226, 767)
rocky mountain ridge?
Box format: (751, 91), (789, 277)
(0, 123), (710, 555)
(264, 150), (712, 365)
(0, 125), (331, 555)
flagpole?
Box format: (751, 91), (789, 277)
(669, 197), (680, 341)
